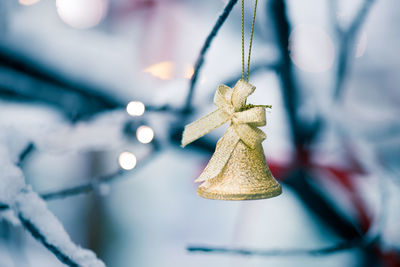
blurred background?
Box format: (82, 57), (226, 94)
(0, 0), (399, 266)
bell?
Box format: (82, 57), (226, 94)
(197, 140), (282, 200)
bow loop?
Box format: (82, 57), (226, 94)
(231, 80), (256, 110)
(213, 84), (232, 109)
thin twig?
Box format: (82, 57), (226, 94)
(184, 0), (239, 112)
(40, 170), (124, 201)
(17, 142), (35, 167)
(145, 104), (186, 114)
(327, 0), (343, 37)
(0, 148), (159, 211)
(0, 56), (188, 118)
(0, 172), (121, 211)
(348, 0), (375, 37)
(333, 0), (376, 99)
(0, 48), (121, 121)
(187, 236), (378, 257)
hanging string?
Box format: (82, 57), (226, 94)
(241, 0), (245, 81)
(241, 0), (259, 82)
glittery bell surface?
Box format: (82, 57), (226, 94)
(197, 140), (282, 200)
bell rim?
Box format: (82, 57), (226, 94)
(197, 183), (282, 201)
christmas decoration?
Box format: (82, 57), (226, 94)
(181, 80), (282, 200)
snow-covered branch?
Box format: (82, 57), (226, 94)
(16, 190), (105, 267)
(0, 142), (105, 267)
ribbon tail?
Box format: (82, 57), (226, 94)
(181, 109), (230, 147)
(195, 127), (240, 182)
(234, 123), (266, 149)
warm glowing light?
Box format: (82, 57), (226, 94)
(19, 0), (40, 5)
(56, 0), (108, 29)
(184, 65), (194, 79)
(126, 101), (145, 116)
(136, 126), (154, 144)
(289, 24), (335, 73)
(118, 152), (137, 170)
(144, 61), (173, 80)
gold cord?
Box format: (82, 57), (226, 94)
(241, 0), (245, 81)
(241, 0), (259, 82)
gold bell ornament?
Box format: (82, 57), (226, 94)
(181, 0), (281, 200)
(181, 80), (282, 200)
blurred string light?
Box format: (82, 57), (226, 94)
(144, 61), (173, 80)
(289, 24), (335, 73)
(19, 0), (40, 6)
(118, 152), (137, 170)
(56, 0), (108, 29)
(126, 101), (145, 116)
(144, 62), (195, 80)
(136, 126), (154, 144)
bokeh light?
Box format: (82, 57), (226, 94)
(289, 24), (335, 73)
(56, 0), (108, 29)
(19, 0), (40, 6)
(118, 152), (137, 170)
(126, 101), (145, 116)
(144, 61), (173, 80)
(136, 126), (154, 144)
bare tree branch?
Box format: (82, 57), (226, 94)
(184, 0), (239, 112)
(187, 236), (378, 257)
(348, 0), (376, 37)
(0, 47), (183, 119)
(333, 0), (376, 99)
(0, 146), (159, 211)
(328, 0), (343, 37)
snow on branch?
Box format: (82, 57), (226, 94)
(15, 189), (105, 267)
(0, 136), (105, 266)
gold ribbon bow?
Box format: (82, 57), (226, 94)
(181, 80), (267, 182)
